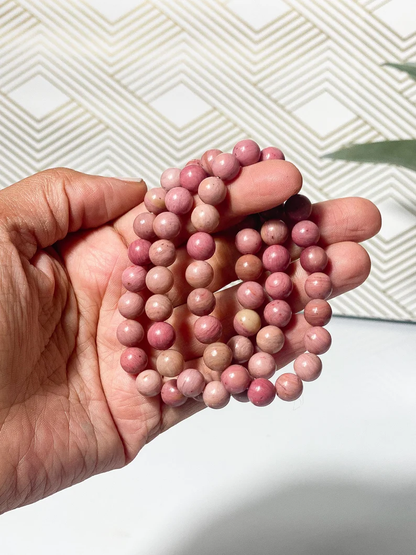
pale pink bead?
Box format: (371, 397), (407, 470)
(187, 288), (216, 316)
(117, 319), (145, 347)
(256, 325), (285, 354)
(120, 347), (148, 374)
(128, 239), (151, 266)
(248, 352), (276, 379)
(133, 212), (157, 240)
(221, 364), (251, 394)
(185, 260), (214, 288)
(227, 335), (254, 363)
(156, 349), (184, 377)
(260, 147), (285, 161)
(149, 239), (176, 267)
(161, 379), (187, 407)
(233, 309), (261, 337)
(203, 381), (230, 409)
(285, 194), (312, 222)
(177, 368), (205, 397)
(187, 232), (216, 260)
(294, 353), (322, 382)
(144, 187), (166, 214)
(211, 153), (241, 181)
(147, 322), (176, 350)
(145, 294), (173, 321)
(291, 220), (320, 248)
(247, 378), (276, 407)
(201, 149), (223, 174)
(136, 370), (162, 397)
(191, 204), (220, 233)
(264, 272), (293, 299)
(237, 281), (265, 310)
(198, 176), (227, 205)
(275, 373), (303, 401)
(304, 299), (332, 326)
(263, 300), (292, 328)
(304, 273), (332, 300)
(145, 266), (174, 294)
(122, 265), (147, 292)
(160, 167), (181, 191)
(203, 342), (233, 372)
(232, 139), (261, 166)
(235, 228), (262, 254)
(153, 211), (181, 239)
(180, 164), (207, 193)
(165, 186), (193, 215)
(262, 245), (290, 272)
(260, 219), (289, 245)
(118, 291), (145, 319)
(300, 246), (328, 273)
(304, 326), (332, 355)
(194, 315), (223, 344)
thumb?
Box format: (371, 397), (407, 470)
(0, 168), (146, 257)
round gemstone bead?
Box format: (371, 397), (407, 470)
(145, 266), (174, 294)
(201, 149), (223, 174)
(122, 265), (147, 292)
(260, 220), (289, 245)
(120, 347), (148, 374)
(304, 272), (332, 300)
(160, 167), (181, 191)
(185, 260), (214, 288)
(304, 299), (332, 326)
(235, 228), (262, 255)
(203, 342), (233, 372)
(233, 309), (262, 337)
(194, 315), (223, 344)
(191, 204), (220, 233)
(248, 352), (276, 379)
(275, 373), (303, 401)
(118, 291), (145, 319)
(149, 239), (176, 267)
(247, 378), (276, 407)
(161, 379), (187, 407)
(260, 147), (285, 161)
(117, 319), (145, 347)
(128, 238), (151, 266)
(291, 220), (320, 248)
(177, 369), (205, 397)
(133, 212), (157, 241)
(147, 322), (176, 350)
(211, 153), (241, 180)
(198, 176), (227, 205)
(263, 300), (292, 328)
(185, 158), (202, 167)
(153, 211), (181, 239)
(235, 254), (263, 281)
(294, 353), (322, 382)
(232, 139), (261, 166)
(156, 349), (184, 377)
(227, 335), (254, 363)
(221, 364), (251, 394)
(256, 325), (285, 354)
(136, 370), (163, 397)
(165, 186), (193, 215)
(144, 187), (166, 214)
(237, 281), (265, 310)
(180, 164), (208, 193)
(145, 294), (173, 321)
(203, 381), (230, 409)
(284, 194), (312, 222)
(300, 246), (328, 273)
(187, 232), (216, 260)
(264, 272), (293, 299)
(187, 288), (216, 316)
(262, 245), (290, 272)
(304, 326), (332, 355)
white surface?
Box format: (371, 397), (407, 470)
(0, 316), (415, 554)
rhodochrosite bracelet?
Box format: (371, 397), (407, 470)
(117, 140), (332, 409)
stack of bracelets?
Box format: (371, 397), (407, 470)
(117, 140), (332, 409)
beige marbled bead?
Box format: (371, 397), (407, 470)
(203, 342), (233, 372)
(191, 204), (220, 233)
(256, 325), (285, 354)
(233, 309), (262, 337)
(156, 349), (184, 377)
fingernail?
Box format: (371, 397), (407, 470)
(113, 177), (144, 183)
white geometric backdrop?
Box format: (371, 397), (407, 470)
(1, 0), (416, 321)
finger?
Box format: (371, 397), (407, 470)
(0, 168), (146, 257)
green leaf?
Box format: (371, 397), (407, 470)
(383, 62), (416, 81)
(323, 140), (416, 171)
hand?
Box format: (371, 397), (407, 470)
(0, 163), (381, 513)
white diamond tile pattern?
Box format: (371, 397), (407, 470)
(0, 0), (415, 322)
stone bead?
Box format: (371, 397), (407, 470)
(256, 325), (285, 354)
(300, 246), (328, 273)
(248, 352), (276, 379)
(237, 281), (265, 310)
(221, 364), (251, 394)
(263, 300), (292, 328)
(198, 176), (227, 205)
(304, 299), (332, 326)
(233, 309), (262, 337)
(201, 149), (223, 174)
(235, 254), (263, 281)
(133, 212), (157, 241)
(304, 272), (332, 300)
(153, 211), (182, 239)
(185, 260), (214, 288)
(120, 347), (148, 374)
(264, 272), (293, 299)
(262, 245), (290, 272)
(180, 164), (208, 193)
(128, 238), (151, 266)
(187, 232), (216, 260)
(294, 353), (322, 382)
(211, 152), (241, 181)
(117, 319), (145, 347)
(185, 158), (202, 167)
(136, 370), (163, 397)
(232, 139), (261, 166)
(160, 167), (181, 191)
(187, 288), (216, 316)
(275, 373), (303, 401)
(203, 381), (230, 409)
(145, 294), (173, 321)
(122, 265), (147, 292)
(164, 186), (194, 215)
(144, 187), (166, 214)
(177, 369), (205, 397)
(227, 335), (254, 363)
(291, 220), (320, 248)
(149, 239), (176, 267)
(161, 379), (187, 407)
(191, 204), (220, 233)
(147, 322), (176, 350)
(260, 219), (289, 245)
(235, 228), (262, 255)
(304, 326), (332, 355)
(260, 147), (285, 161)
(156, 349), (184, 377)
(203, 342), (233, 372)
(284, 194), (312, 222)
(194, 315), (223, 344)
(145, 266), (174, 294)
(118, 291), (145, 319)
(247, 378), (276, 407)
